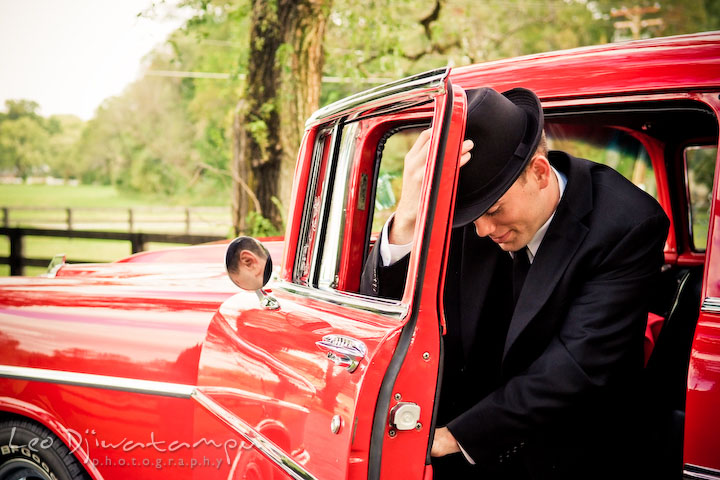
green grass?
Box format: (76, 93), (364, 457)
(0, 183), (228, 207)
(0, 184), (231, 276)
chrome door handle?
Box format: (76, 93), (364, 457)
(316, 335), (367, 373)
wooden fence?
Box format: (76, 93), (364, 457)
(0, 206), (230, 236)
(0, 227), (226, 276)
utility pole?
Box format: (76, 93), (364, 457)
(611, 5), (664, 40)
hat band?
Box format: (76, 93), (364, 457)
(514, 141), (530, 159)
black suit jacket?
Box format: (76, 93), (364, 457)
(361, 152), (669, 479)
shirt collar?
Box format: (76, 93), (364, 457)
(525, 165), (566, 263)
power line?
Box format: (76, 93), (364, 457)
(145, 70), (393, 84)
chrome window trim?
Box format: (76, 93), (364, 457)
(0, 365), (194, 398)
(306, 68), (449, 127)
(308, 124), (341, 287)
(685, 464), (720, 480)
(317, 121), (359, 290)
(701, 296), (720, 313)
(273, 280), (408, 319)
(192, 389), (317, 480)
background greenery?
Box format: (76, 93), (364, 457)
(2, 0), (716, 201)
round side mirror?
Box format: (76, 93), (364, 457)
(225, 236), (273, 291)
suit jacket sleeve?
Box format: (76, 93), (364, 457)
(359, 237), (410, 299)
(447, 210), (669, 465)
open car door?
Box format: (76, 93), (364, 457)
(193, 69), (468, 480)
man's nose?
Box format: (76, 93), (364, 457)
(473, 216), (494, 237)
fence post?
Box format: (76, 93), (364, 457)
(185, 208), (191, 235)
(128, 208), (134, 232)
(130, 233), (146, 254)
(9, 229), (23, 276)
(66, 208), (73, 230)
(2, 207), (8, 228)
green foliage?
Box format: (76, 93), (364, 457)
(0, 99), (42, 121)
(0, 116), (50, 178)
(245, 210), (281, 237)
(0, 100), (83, 179)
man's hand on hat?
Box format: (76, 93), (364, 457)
(389, 129), (474, 245)
(460, 138), (473, 167)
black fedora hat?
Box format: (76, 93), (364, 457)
(453, 87), (544, 227)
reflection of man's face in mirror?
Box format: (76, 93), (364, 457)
(226, 237), (269, 291)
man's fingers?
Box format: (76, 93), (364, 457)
(459, 139), (474, 167)
(407, 128), (433, 157)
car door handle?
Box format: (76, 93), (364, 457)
(316, 335), (367, 373)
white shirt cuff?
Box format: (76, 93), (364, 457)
(457, 441), (476, 465)
(379, 215), (413, 266)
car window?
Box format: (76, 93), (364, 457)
(371, 126), (427, 233)
(546, 125), (657, 198)
(545, 99), (719, 256)
(686, 145), (718, 251)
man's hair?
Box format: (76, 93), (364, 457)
(225, 236), (269, 274)
(519, 130), (548, 181)
(535, 130), (548, 158)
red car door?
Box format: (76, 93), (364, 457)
(193, 69), (468, 480)
(685, 93), (720, 478)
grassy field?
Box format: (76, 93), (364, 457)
(0, 184), (231, 276)
(0, 183), (229, 208)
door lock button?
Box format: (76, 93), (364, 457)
(389, 402), (421, 431)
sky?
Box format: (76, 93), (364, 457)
(0, 0), (189, 120)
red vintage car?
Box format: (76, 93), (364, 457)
(1, 31), (719, 480)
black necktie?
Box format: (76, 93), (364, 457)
(512, 248), (530, 306)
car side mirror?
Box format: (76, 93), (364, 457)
(225, 236), (279, 310)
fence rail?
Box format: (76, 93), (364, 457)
(1, 206), (230, 235)
(0, 227), (226, 276)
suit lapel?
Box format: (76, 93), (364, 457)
(503, 153), (593, 360)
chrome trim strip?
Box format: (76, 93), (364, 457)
(0, 365), (194, 398)
(273, 280), (408, 318)
(685, 464), (720, 480)
(306, 68), (449, 126)
(192, 389), (317, 480)
(701, 296), (720, 313)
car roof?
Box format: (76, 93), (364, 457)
(449, 31), (720, 100)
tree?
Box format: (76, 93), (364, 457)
(0, 116), (50, 178)
(74, 75), (197, 195)
(230, 0), (331, 234)
(47, 115), (84, 181)
(0, 99), (42, 122)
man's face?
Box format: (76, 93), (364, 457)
(471, 157), (552, 251)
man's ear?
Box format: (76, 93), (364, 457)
(239, 250), (257, 268)
(530, 155), (551, 189)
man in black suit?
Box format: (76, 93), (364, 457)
(360, 87), (669, 478)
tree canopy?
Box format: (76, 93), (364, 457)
(1, 0), (717, 229)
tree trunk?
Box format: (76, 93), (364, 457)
(232, 0), (331, 235)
